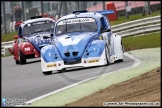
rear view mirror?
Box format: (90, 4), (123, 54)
(50, 33), (54, 37)
(19, 34), (23, 38)
(14, 35), (19, 39)
(105, 28), (111, 32)
(43, 33), (54, 39)
(43, 35), (51, 39)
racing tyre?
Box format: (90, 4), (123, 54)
(105, 45), (110, 66)
(15, 60), (19, 64)
(114, 59), (123, 63)
(58, 68), (66, 73)
(43, 71), (52, 75)
(19, 50), (26, 65)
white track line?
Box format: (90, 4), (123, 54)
(19, 52), (141, 106)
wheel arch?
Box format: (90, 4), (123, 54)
(112, 33), (123, 55)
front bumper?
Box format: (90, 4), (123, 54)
(41, 49), (107, 72)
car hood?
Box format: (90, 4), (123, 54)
(55, 32), (98, 61)
(24, 31), (52, 52)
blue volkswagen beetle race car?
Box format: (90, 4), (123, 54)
(41, 10), (124, 75)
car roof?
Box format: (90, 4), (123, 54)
(58, 12), (102, 22)
(20, 18), (55, 28)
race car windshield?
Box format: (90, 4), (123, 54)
(23, 20), (54, 35)
(55, 18), (97, 35)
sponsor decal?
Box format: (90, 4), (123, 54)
(33, 22), (45, 25)
(58, 18), (95, 25)
(24, 47), (30, 51)
(47, 64), (56, 67)
(89, 60), (99, 63)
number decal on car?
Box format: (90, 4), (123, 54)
(24, 47), (30, 51)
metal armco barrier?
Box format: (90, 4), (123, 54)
(1, 41), (14, 56)
(116, 24), (161, 37)
(1, 15), (161, 56)
(111, 15), (161, 33)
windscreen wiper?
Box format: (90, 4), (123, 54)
(32, 30), (44, 34)
(45, 28), (54, 31)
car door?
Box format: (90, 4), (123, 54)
(100, 16), (115, 56)
(99, 17), (111, 46)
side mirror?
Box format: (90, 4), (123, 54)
(104, 28), (111, 32)
(50, 33), (54, 37)
(43, 35), (52, 39)
(19, 34), (23, 38)
(14, 35), (19, 39)
(43, 34), (54, 39)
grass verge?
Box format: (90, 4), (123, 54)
(122, 32), (161, 52)
(1, 31), (17, 42)
(1, 54), (13, 58)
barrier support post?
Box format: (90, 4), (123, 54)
(125, 1), (129, 19)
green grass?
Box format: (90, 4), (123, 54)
(110, 10), (161, 26)
(123, 32), (161, 52)
(1, 54), (13, 58)
(1, 31), (17, 42)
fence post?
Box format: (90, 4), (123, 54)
(82, 1), (87, 10)
(147, 1), (151, 15)
(94, 1), (97, 11)
(102, 1), (105, 10)
(41, 1), (44, 15)
(58, 1), (62, 18)
(2, 1), (7, 34)
(125, 1), (129, 19)
(62, 1), (68, 15)
(21, 1), (25, 21)
(77, 1), (79, 10)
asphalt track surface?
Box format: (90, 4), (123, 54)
(2, 55), (134, 102)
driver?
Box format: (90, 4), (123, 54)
(35, 24), (43, 32)
(57, 25), (64, 35)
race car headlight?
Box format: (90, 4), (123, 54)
(41, 45), (62, 62)
(84, 44), (101, 57)
(23, 39), (28, 42)
(18, 38), (29, 43)
(43, 49), (55, 62)
(18, 38), (24, 43)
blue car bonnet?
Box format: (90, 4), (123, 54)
(24, 31), (52, 52)
(55, 32), (98, 61)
